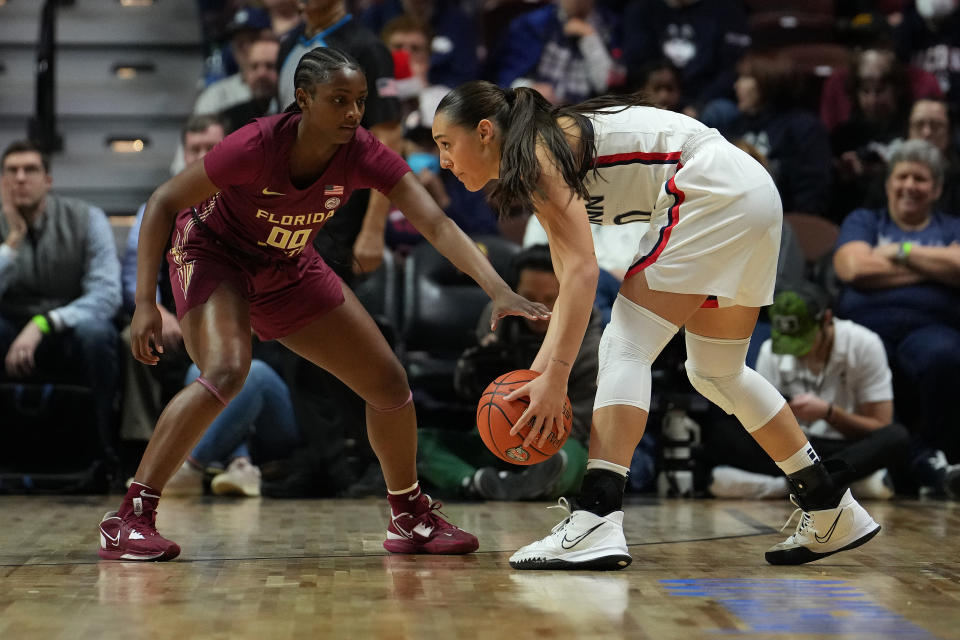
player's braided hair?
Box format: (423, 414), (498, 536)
(436, 81), (650, 216)
(285, 47), (363, 112)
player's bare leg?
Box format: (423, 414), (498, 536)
(99, 283), (252, 561)
(279, 283), (477, 554)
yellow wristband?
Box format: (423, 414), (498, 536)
(31, 314), (51, 335)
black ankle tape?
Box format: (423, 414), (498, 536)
(575, 469), (626, 516)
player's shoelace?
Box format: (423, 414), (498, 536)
(779, 495), (814, 539)
(126, 511), (161, 538)
(547, 497), (574, 537)
(419, 498), (458, 531)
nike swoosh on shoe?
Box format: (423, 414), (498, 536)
(814, 510), (844, 544)
(560, 523), (605, 549)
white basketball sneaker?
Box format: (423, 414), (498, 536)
(509, 498), (632, 570)
(765, 488), (881, 565)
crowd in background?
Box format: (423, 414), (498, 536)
(1, 0), (959, 501)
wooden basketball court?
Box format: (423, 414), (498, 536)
(1, 495), (957, 639)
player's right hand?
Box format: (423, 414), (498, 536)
(130, 303), (164, 365)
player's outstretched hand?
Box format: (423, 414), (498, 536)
(130, 303), (164, 365)
(490, 290), (551, 330)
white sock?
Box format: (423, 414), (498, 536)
(586, 458), (630, 477)
(776, 442), (820, 476)
(387, 481), (419, 495)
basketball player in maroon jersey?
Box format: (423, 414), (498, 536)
(97, 48), (549, 561)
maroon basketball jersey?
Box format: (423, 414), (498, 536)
(199, 111), (409, 261)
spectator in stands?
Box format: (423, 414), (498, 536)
(622, 0), (749, 118)
(206, 5), (273, 88)
(831, 48), (913, 221)
(706, 282), (913, 500)
(820, 46), (943, 134)
(121, 115), (226, 444)
(195, 33), (280, 123)
(381, 15), (448, 127)
(724, 52), (834, 217)
(379, 16), (499, 254)
(833, 139), (960, 481)
(0, 140), (121, 467)
(262, 0), (303, 40)
(629, 58), (684, 112)
(907, 97), (960, 215)
(419, 244), (599, 500)
(173, 34), (280, 175)
(894, 0), (960, 104)
(487, 0), (623, 105)
(217, 35), (281, 133)
(360, 0), (479, 88)
(278, 2), (403, 277)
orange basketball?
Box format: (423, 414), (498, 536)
(476, 369), (572, 465)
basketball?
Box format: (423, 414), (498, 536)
(476, 369), (572, 465)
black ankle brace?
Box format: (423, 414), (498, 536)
(787, 459), (851, 511)
(575, 469), (627, 516)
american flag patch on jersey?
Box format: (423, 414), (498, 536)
(324, 185), (344, 195)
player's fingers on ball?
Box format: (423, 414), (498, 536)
(510, 408), (531, 436)
(538, 417), (558, 446)
(503, 384), (528, 402)
(523, 415), (544, 448)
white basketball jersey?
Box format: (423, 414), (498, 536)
(584, 107), (708, 226)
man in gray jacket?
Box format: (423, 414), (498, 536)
(0, 140), (121, 464)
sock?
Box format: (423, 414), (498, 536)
(119, 481), (161, 519)
(586, 458), (631, 475)
(776, 442), (820, 476)
(576, 468), (627, 516)
(387, 481), (419, 495)
(387, 481), (424, 516)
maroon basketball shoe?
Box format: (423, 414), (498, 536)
(98, 484), (180, 561)
(384, 491), (479, 555)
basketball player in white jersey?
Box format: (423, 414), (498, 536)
(432, 81), (881, 570)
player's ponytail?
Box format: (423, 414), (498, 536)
(436, 81), (592, 216)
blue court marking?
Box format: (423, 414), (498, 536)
(661, 579), (939, 639)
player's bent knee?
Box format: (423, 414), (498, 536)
(684, 332), (784, 432)
(197, 360), (250, 403)
(594, 295), (678, 412)
(369, 389), (413, 413)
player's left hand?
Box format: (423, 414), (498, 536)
(504, 371), (569, 448)
(789, 393), (830, 422)
(490, 290), (551, 330)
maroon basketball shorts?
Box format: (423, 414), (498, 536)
(167, 236), (344, 342)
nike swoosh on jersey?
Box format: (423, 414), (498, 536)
(561, 522), (605, 549)
(262, 187), (285, 196)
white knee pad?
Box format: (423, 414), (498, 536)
(684, 332), (785, 432)
(594, 295), (679, 412)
